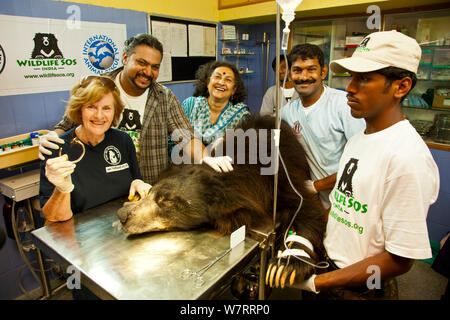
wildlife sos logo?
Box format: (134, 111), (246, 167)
(333, 157), (368, 215)
(356, 37), (371, 53)
(0, 44), (5, 74)
(118, 109), (143, 131)
(104, 146), (121, 165)
(16, 33), (77, 70)
(337, 158), (358, 197)
(31, 33), (63, 59)
(82, 35), (120, 74)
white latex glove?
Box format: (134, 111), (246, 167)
(129, 179), (152, 200)
(39, 131), (65, 160)
(201, 156), (233, 173)
(304, 179), (318, 194)
(45, 156), (76, 193)
(290, 274), (319, 294)
(209, 137), (224, 153)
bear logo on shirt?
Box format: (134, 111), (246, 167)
(337, 158), (358, 197)
(118, 108), (142, 131)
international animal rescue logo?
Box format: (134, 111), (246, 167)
(82, 34), (120, 74)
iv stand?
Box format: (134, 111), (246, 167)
(258, 3), (281, 301)
(273, 4), (281, 234)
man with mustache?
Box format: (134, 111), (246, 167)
(281, 44), (365, 209)
(294, 31), (439, 300)
(39, 34), (231, 185)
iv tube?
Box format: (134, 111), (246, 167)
(276, 0), (303, 50)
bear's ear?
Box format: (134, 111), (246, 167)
(50, 34), (57, 41)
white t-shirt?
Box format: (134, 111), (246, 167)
(115, 75), (148, 155)
(324, 120), (439, 268)
(281, 86), (365, 207)
(282, 87), (295, 101)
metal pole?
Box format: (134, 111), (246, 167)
(265, 39), (270, 92)
(26, 199), (51, 298)
(261, 42), (265, 91)
(272, 1), (281, 242)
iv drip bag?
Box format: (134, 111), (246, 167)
(276, 0), (303, 50)
(276, 0), (303, 28)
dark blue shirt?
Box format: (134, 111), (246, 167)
(39, 128), (141, 214)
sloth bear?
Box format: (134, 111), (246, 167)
(117, 116), (326, 288)
(31, 33), (64, 59)
(118, 108), (143, 131)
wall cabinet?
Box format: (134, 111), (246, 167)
(220, 33), (257, 75)
(292, 8), (450, 146)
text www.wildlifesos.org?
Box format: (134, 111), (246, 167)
(23, 72), (75, 79)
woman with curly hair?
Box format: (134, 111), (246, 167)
(181, 60), (250, 146)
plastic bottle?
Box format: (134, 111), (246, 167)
(2, 197), (15, 240)
(30, 132), (40, 146)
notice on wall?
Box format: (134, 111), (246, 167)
(170, 23), (187, 57)
(188, 24), (204, 57)
(203, 27), (216, 57)
(151, 20), (172, 81)
(0, 14), (127, 96)
(188, 25), (216, 57)
(151, 20), (171, 55)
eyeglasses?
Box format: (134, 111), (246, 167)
(79, 75), (117, 90)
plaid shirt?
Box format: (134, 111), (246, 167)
(55, 67), (194, 184)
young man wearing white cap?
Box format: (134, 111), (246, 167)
(295, 31), (440, 299)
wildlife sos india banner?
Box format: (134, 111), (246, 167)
(0, 14), (127, 96)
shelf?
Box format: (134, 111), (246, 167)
(420, 45), (450, 49)
(432, 65), (450, 69)
(402, 106), (450, 111)
(239, 71), (254, 74)
(221, 53), (255, 56)
(220, 39), (254, 42)
(294, 32), (327, 38)
(417, 78), (450, 82)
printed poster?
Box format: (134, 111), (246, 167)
(0, 14), (127, 96)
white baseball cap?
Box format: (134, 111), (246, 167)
(330, 30), (421, 74)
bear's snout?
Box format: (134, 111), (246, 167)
(117, 206), (129, 224)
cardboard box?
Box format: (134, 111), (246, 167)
(433, 88), (450, 109)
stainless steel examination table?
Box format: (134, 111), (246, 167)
(31, 198), (263, 300)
